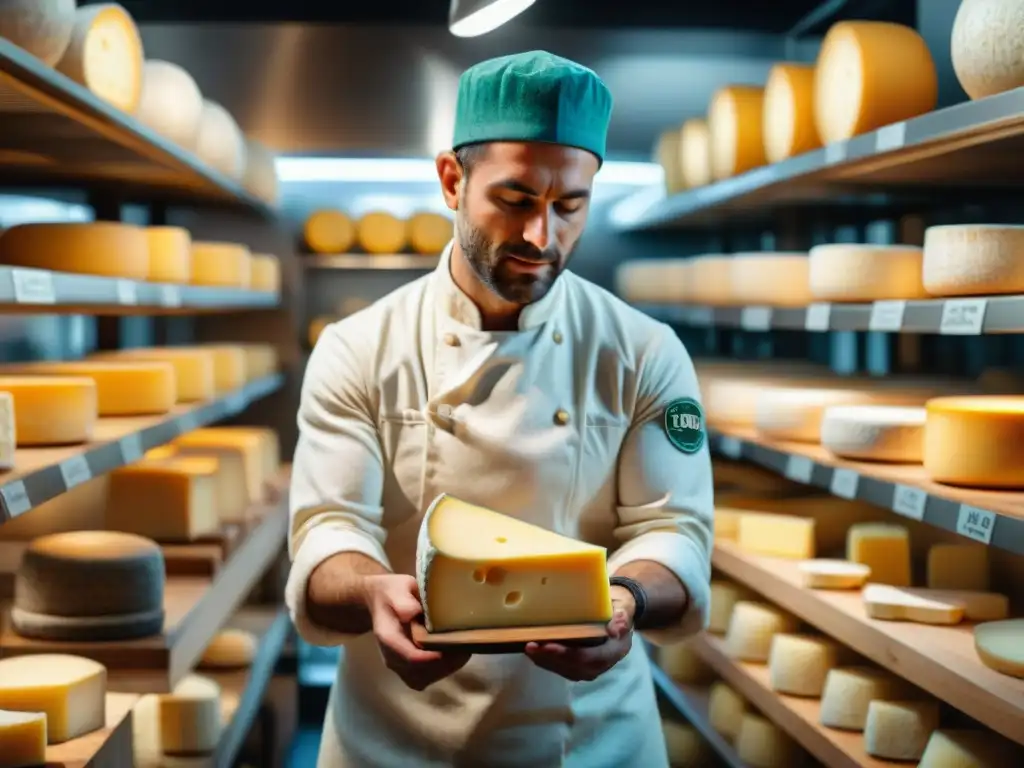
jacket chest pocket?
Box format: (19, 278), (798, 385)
(378, 410), (429, 531)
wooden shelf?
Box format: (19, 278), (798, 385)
(708, 426), (1024, 556)
(304, 254), (441, 271)
(691, 633), (903, 768)
(43, 692), (137, 768)
(0, 469), (290, 691)
(0, 373), (284, 525)
(711, 540), (1024, 746)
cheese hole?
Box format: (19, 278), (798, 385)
(504, 591), (522, 607)
(472, 568), (486, 583)
(496, 537), (507, 543)
(485, 567), (506, 585)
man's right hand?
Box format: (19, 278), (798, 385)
(364, 573), (471, 691)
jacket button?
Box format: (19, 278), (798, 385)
(552, 330), (564, 344)
(553, 409), (570, 426)
(443, 333), (460, 347)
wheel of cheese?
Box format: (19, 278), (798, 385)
(814, 21), (937, 144)
(724, 601), (799, 662)
(728, 251), (811, 307)
(661, 720), (710, 766)
(655, 128), (684, 194)
(408, 212), (453, 255)
(145, 225), (191, 284)
(236, 343), (278, 380)
(55, 3), (144, 114)
(0, 375), (96, 444)
(158, 674), (222, 755)
(809, 243), (927, 301)
(13, 530), (164, 641)
(250, 253), (280, 293)
(707, 681), (746, 740)
(820, 404), (926, 462)
(657, 641), (713, 684)
(974, 619), (1024, 678)
(135, 60), (203, 148)
(677, 118), (712, 189)
(689, 255), (733, 305)
(920, 729), (1024, 767)
(923, 224), (1024, 297)
(768, 633), (841, 696)
(242, 139), (279, 206)
(763, 62), (821, 163)
(616, 260), (690, 304)
(195, 100), (246, 180)
(819, 666), (913, 731)
(864, 699), (940, 761)
(304, 209), (355, 254)
(924, 396), (1024, 488)
(0, 221), (149, 279)
(951, 0), (1024, 100)
(198, 628), (257, 669)
(190, 241), (251, 288)
(357, 211), (407, 254)
(709, 579), (750, 634)
(709, 85), (766, 180)
(0, 0), (76, 66)
(736, 713), (801, 767)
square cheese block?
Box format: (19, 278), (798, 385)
(0, 655), (106, 744)
(0, 710), (46, 768)
(199, 426), (280, 482)
(737, 512), (816, 559)
(157, 445), (250, 523)
(415, 494), (613, 632)
(846, 523), (911, 587)
(107, 458), (220, 542)
(173, 428), (271, 504)
(926, 543), (989, 591)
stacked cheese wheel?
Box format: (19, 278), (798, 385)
(303, 209), (453, 256)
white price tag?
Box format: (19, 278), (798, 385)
(891, 484), (927, 520)
(59, 455), (91, 489)
(830, 468), (859, 499)
(120, 433), (143, 464)
(740, 306), (772, 331)
(940, 299), (986, 335)
(116, 279), (138, 305)
(718, 436), (742, 459)
(11, 268), (56, 304)
(0, 480), (30, 517)
(869, 300), (907, 332)
(160, 285), (182, 308)
(805, 303), (831, 331)
(224, 392), (246, 415)
(825, 141), (847, 165)
(956, 504), (996, 545)
(785, 455), (814, 483)
(875, 122), (906, 152)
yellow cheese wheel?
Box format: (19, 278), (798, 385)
(195, 100), (246, 179)
(0, 222), (149, 279)
(243, 139), (279, 206)
(615, 259), (690, 304)
(236, 343), (278, 381)
(190, 241), (251, 289)
(655, 129), (684, 194)
(814, 21), (938, 144)
(923, 224), (1024, 297)
(0, 0), (76, 66)
(55, 3), (144, 114)
(736, 713), (801, 767)
(357, 211), (407, 254)
(0, 376), (97, 445)
(135, 60), (203, 148)
(924, 396), (1024, 488)
(809, 243), (927, 301)
(951, 0), (1024, 101)
(728, 252), (811, 307)
(304, 209), (355, 254)
(920, 729), (1024, 767)
(144, 225), (191, 284)
(709, 85), (766, 180)
(198, 628), (257, 669)
(677, 118), (712, 189)
(407, 212), (453, 255)
(763, 63), (821, 163)
(689, 255), (733, 305)
(250, 253), (280, 293)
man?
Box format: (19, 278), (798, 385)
(286, 50), (713, 767)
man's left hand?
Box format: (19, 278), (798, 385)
(524, 586), (636, 682)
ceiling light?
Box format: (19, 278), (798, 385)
(449, 0), (537, 37)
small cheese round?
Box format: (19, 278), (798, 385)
(736, 713), (801, 767)
(407, 212), (453, 255)
(656, 129), (684, 194)
(135, 60), (203, 148)
(617, 259), (691, 304)
(13, 530), (164, 640)
(924, 396), (1024, 488)
(0, 0), (76, 66)
(798, 559), (871, 590)
(768, 633), (841, 696)
(242, 139), (279, 206)
(920, 728), (1024, 767)
(190, 241), (252, 289)
(709, 579), (749, 634)
(814, 21), (937, 143)
(357, 211), (407, 254)
(725, 601), (800, 662)
(145, 225), (191, 284)
(159, 674), (222, 755)
(728, 252), (811, 307)
(974, 618), (1024, 678)
(677, 118), (712, 189)
(662, 720), (710, 766)
(250, 253), (281, 294)
(763, 62), (820, 163)
(0, 375), (97, 445)
(809, 243), (927, 301)
(304, 209), (355, 254)
(951, 0), (1024, 101)
(198, 628), (257, 669)
(707, 681), (746, 740)
(923, 224), (1024, 297)
(820, 404), (926, 462)
(0, 221), (150, 279)
(709, 85), (767, 180)
(819, 666), (913, 731)
(657, 641), (713, 684)
(195, 100), (246, 179)
(864, 699), (940, 761)
(689, 255), (733, 305)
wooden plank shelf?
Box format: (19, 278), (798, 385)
(305, 254), (440, 271)
(44, 692), (137, 768)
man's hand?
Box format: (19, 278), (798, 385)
(524, 586), (636, 682)
(364, 573), (471, 691)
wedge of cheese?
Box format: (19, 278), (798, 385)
(0, 710), (46, 768)
(415, 494), (613, 632)
(149, 445), (249, 523)
(0, 655), (106, 744)
(173, 428), (272, 504)
(862, 584), (1009, 625)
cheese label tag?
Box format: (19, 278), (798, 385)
(665, 397), (705, 454)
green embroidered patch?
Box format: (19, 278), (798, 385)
(664, 397), (705, 454)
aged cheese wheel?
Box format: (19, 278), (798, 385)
(728, 251), (811, 307)
(709, 85), (766, 179)
(159, 675), (222, 755)
(707, 682), (746, 740)
(923, 224), (1024, 297)
(250, 253), (280, 294)
(820, 666), (913, 731)
(725, 601), (799, 662)
(864, 699), (940, 761)
(951, 0), (1024, 101)
(135, 60), (203, 148)
(0, 375), (97, 445)
(198, 628), (257, 669)
(655, 128), (684, 194)
(145, 225), (191, 284)
(689, 255), (733, 305)
(195, 100), (246, 180)
(678, 118), (712, 188)
(974, 618), (1024, 678)
(0, 221), (149, 279)
(55, 3), (144, 114)
(357, 211), (407, 254)
(763, 62), (820, 163)
(924, 396), (1024, 488)
(657, 641), (713, 684)
(920, 729), (1024, 767)
(0, 0), (76, 66)
(190, 241), (251, 289)
(809, 243), (927, 301)
(736, 713), (801, 767)
(408, 212), (453, 255)
(768, 633), (842, 696)
(243, 139), (279, 205)
(662, 720), (710, 765)
(814, 21), (937, 143)
(820, 404), (926, 462)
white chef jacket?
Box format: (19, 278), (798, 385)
(286, 243), (713, 768)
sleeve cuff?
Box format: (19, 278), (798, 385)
(608, 531), (710, 646)
(285, 525), (392, 648)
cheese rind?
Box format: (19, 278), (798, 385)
(0, 375), (96, 445)
(846, 523), (911, 587)
(304, 209), (355, 254)
(250, 253), (281, 293)
(407, 213), (453, 255)
(657, 641), (713, 684)
(656, 129), (683, 194)
(864, 699), (940, 761)
(0, 221), (149, 279)
(974, 619), (1024, 678)
(145, 226), (192, 284)
(0, 0), (76, 66)
(809, 243), (928, 301)
(709, 579), (749, 634)
(921, 728), (1024, 767)
(136, 60), (203, 148)
(661, 720), (709, 766)
(689, 255), (734, 306)
(763, 63), (821, 163)
(158, 675), (221, 755)
(768, 633), (841, 696)
(357, 211), (408, 254)
(678, 119), (712, 189)
(194, 100), (246, 179)
(415, 494), (612, 632)
(820, 405), (926, 462)
(951, 0), (1024, 101)
(0, 654), (106, 744)
(173, 427), (272, 504)
(89, 347), (215, 402)
(199, 629), (257, 669)
(0, 709), (46, 768)
(107, 458), (221, 541)
(799, 559), (870, 589)
(923, 224), (1024, 297)
(820, 666), (913, 731)
(729, 252), (812, 307)
(707, 682), (746, 740)
(924, 396), (1024, 488)
(709, 85), (767, 180)
(189, 241), (251, 289)
(725, 601), (799, 662)
(736, 713), (800, 767)
(863, 583), (1009, 625)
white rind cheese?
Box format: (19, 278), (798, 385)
(974, 618), (1024, 678)
(920, 728), (1024, 767)
(864, 699), (940, 761)
(951, 0), (1024, 101)
(135, 60), (203, 148)
(820, 404), (926, 462)
(195, 100), (246, 179)
(678, 118), (712, 189)
(820, 666), (914, 731)
(768, 633), (842, 697)
(923, 224), (1024, 297)
(0, 0), (76, 66)
(728, 252), (812, 307)
(809, 243), (927, 301)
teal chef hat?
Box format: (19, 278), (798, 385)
(452, 50), (614, 164)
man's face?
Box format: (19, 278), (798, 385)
(455, 142), (598, 305)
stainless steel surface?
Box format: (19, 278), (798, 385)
(305, 254), (440, 271)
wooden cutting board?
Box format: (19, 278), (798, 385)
(411, 622), (608, 654)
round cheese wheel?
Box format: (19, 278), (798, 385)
(657, 641), (713, 684)
(736, 714), (801, 767)
(820, 404), (926, 462)
(707, 682), (746, 740)
(0, 375), (97, 445)
(809, 243), (927, 301)
(0, 0), (76, 66)
(662, 720), (710, 766)
(763, 62), (820, 163)
(923, 224), (1024, 297)
(0, 221), (149, 279)
(655, 128), (684, 194)
(190, 241), (252, 288)
(974, 618), (1024, 678)
(709, 85), (766, 180)
(304, 209), (355, 254)
(709, 579), (750, 634)
(920, 729), (1024, 767)
(199, 628), (257, 669)
(357, 211), (407, 254)
(145, 225), (191, 284)
(724, 600), (799, 662)
(820, 666), (914, 731)
(55, 2), (144, 114)
(864, 700), (940, 761)
(951, 0), (1024, 101)
(728, 251), (811, 307)
(250, 253), (280, 293)
(135, 60), (203, 148)
(408, 212), (453, 255)
(924, 396), (1024, 488)
(768, 633), (841, 696)
(159, 674), (222, 755)
(677, 118), (712, 189)
(689, 255), (733, 305)
(814, 21), (937, 144)
(195, 100), (246, 180)
(243, 139), (279, 205)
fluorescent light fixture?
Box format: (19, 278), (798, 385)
(275, 156), (662, 187)
(449, 0), (537, 37)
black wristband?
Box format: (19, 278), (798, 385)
(610, 576), (647, 627)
